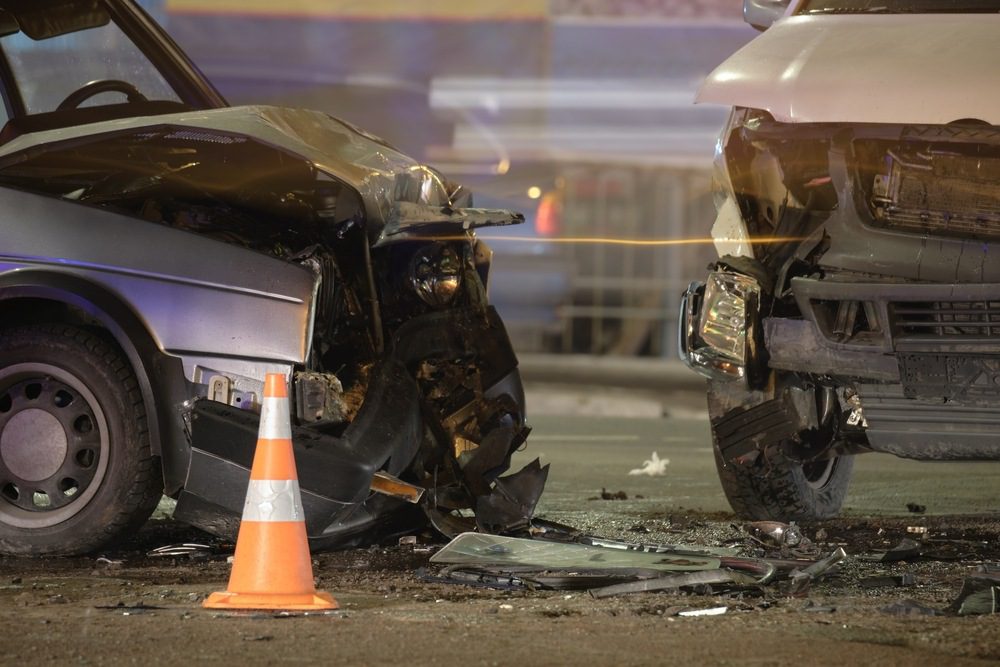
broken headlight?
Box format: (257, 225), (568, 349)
(700, 271), (758, 364)
(679, 271), (761, 382)
(410, 244), (463, 307)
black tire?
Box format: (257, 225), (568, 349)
(0, 324), (161, 555)
(713, 445), (854, 521)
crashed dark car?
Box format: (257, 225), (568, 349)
(0, 0), (543, 555)
(681, 0), (1000, 520)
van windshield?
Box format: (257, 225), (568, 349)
(798, 0), (1000, 12)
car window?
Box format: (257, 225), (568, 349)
(798, 0), (1000, 12)
(1, 12), (181, 114)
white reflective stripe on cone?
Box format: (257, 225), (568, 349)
(259, 396), (292, 441)
(241, 479), (305, 522)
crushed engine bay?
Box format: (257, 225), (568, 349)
(0, 116), (543, 548)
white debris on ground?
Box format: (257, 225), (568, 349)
(628, 451), (670, 476)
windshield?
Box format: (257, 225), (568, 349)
(2, 22), (180, 115)
(0, 0), (209, 125)
(798, 0), (1000, 12)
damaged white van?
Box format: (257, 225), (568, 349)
(681, 0), (1000, 519)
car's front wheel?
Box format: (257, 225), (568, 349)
(712, 442), (854, 521)
(0, 325), (161, 555)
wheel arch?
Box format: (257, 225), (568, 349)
(0, 271), (189, 493)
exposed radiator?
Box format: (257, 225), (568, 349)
(871, 149), (1000, 241)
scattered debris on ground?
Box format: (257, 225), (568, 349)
(628, 452), (670, 476)
(591, 488), (630, 501)
(415, 515), (1000, 618)
(1, 512), (998, 665)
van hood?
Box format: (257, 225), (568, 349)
(698, 14), (1000, 125)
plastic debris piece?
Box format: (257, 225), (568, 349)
(146, 543), (213, 558)
(860, 573), (916, 589)
(880, 599), (943, 616)
(862, 538), (922, 563)
(418, 566), (530, 591)
(678, 606), (727, 617)
(787, 547), (847, 596)
(575, 534), (738, 558)
(628, 451), (670, 476)
(949, 573), (1000, 616)
(906, 526), (929, 537)
(95, 602), (165, 615)
(398, 536), (418, 546)
(589, 568), (760, 599)
(803, 605), (837, 613)
(906, 502), (927, 514)
(431, 532), (721, 573)
(475, 458), (550, 534)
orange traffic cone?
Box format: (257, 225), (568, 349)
(203, 373), (337, 611)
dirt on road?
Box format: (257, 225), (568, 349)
(0, 511), (998, 666)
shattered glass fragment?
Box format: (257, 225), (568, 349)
(744, 521), (805, 548)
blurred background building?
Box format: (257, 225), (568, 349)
(147, 0), (756, 357)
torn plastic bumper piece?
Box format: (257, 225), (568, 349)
(711, 386), (819, 464)
(174, 358), (423, 543)
(474, 458), (549, 534)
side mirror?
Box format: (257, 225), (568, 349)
(743, 0), (792, 31)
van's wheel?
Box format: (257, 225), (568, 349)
(713, 445), (854, 521)
(0, 325), (161, 555)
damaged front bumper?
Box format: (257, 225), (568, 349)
(174, 306), (534, 548)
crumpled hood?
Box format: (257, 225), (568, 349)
(698, 14), (1000, 125)
(0, 105), (520, 238)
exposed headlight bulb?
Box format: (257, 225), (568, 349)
(410, 245), (463, 307)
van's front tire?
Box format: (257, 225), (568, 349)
(713, 442), (853, 521)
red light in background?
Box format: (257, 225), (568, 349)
(535, 192), (562, 237)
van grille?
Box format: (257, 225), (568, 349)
(892, 301), (1000, 337)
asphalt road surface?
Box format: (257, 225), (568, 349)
(515, 398), (1000, 524)
(0, 384), (998, 666)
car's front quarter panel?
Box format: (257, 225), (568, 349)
(0, 185), (317, 382)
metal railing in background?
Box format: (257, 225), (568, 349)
(555, 166), (715, 357)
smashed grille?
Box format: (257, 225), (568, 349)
(892, 301), (1000, 338)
